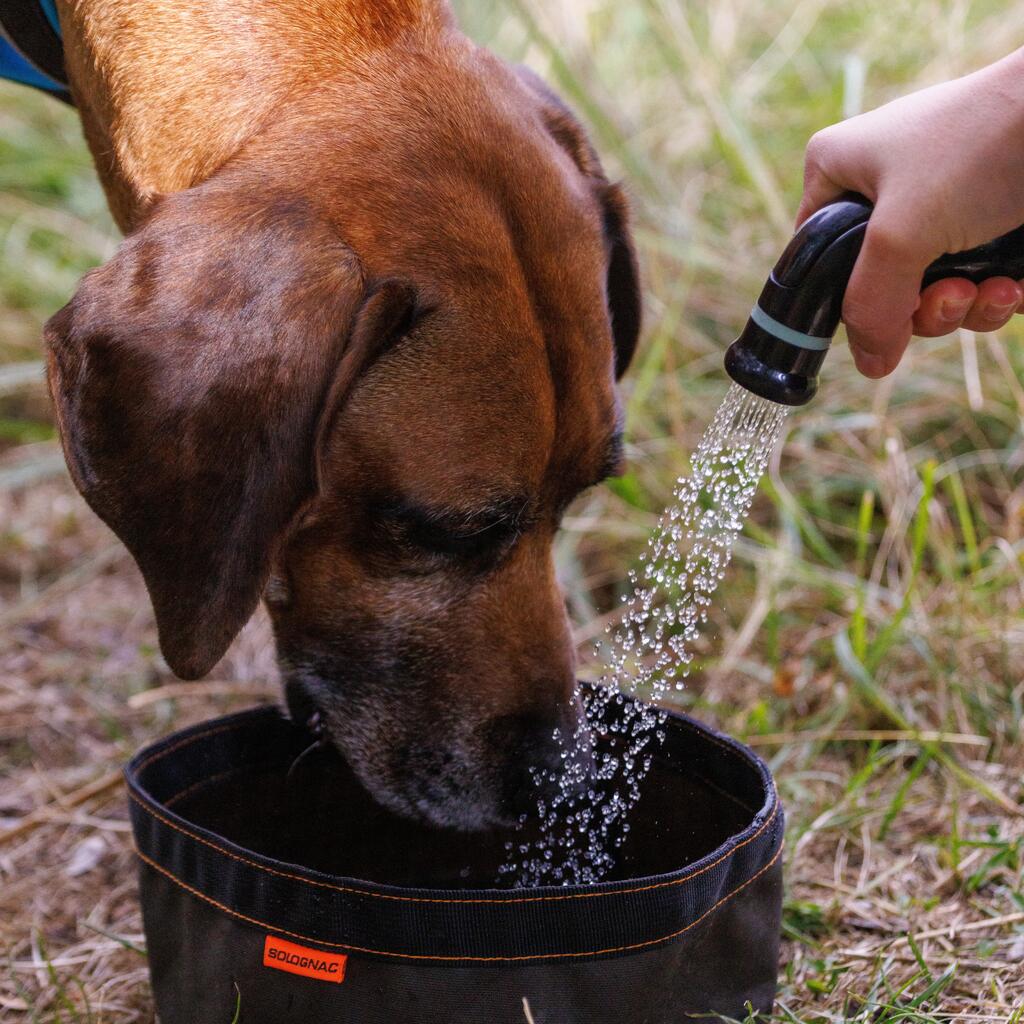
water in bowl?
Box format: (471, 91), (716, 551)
(501, 384), (788, 887)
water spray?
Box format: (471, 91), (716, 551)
(505, 193), (1024, 889)
(725, 193), (1024, 405)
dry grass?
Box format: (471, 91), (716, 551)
(2, 0), (1024, 1021)
(0, 481), (278, 1023)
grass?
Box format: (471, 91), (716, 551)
(2, 0), (1023, 1020)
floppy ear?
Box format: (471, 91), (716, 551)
(514, 65), (641, 378)
(45, 186), (413, 679)
(598, 182), (641, 379)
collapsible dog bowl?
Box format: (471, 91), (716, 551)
(126, 696), (784, 1023)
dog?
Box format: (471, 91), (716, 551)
(26, 0), (640, 830)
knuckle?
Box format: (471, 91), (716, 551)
(864, 222), (916, 260)
(803, 130), (832, 177)
(805, 127), (834, 158)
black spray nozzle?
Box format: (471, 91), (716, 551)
(725, 193), (1024, 406)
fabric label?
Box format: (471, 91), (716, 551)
(263, 935), (347, 983)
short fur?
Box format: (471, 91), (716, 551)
(46, 0), (640, 828)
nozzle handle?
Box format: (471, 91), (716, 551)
(766, 194), (1024, 337)
(725, 193), (1024, 405)
(922, 223), (1024, 287)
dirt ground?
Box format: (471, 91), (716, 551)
(2, 472), (1022, 1022)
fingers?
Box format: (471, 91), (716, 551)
(914, 277), (1023, 335)
(913, 278), (977, 336)
(962, 276), (1023, 331)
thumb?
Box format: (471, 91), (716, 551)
(842, 204), (929, 378)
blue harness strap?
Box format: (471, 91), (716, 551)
(0, 0), (72, 103)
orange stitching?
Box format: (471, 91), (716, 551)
(671, 714), (755, 761)
(685, 767), (758, 816)
(679, 730), (774, 809)
(608, 708), (742, 764)
(135, 710), (771, 822)
(128, 786), (779, 906)
(134, 709), (764, 783)
(134, 720), (245, 775)
(134, 841), (784, 962)
(165, 764), (253, 810)
(616, 711), (772, 814)
(155, 737), (761, 818)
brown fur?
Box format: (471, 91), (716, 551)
(46, 0), (641, 828)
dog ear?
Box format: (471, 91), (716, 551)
(514, 65), (641, 378)
(45, 186), (413, 679)
(597, 182), (641, 378)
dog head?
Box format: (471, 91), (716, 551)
(45, 41), (640, 829)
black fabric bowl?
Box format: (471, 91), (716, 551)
(126, 698), (784, 1023)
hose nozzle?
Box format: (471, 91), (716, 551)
(726, 194), (1024, 406)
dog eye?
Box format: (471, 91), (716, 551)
(376, 497), (529, 567)
(406, 518), (517, 560)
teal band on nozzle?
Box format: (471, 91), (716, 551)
(749, 304), (832, 352)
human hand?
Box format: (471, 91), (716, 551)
(797, 48), (1024, 377)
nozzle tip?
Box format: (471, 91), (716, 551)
(725, 322), (820, 407)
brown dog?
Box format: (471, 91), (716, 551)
(44, 0), (640, 829)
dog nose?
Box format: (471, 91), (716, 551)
(284, 678), (319, 733)
(491, 705), (594, 819)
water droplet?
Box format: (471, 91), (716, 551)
(499, 385), (787, 888)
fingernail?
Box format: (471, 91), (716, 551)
(940, 298), (972, 321)
(983, 300), (1017, 321)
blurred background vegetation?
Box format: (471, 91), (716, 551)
(1, 0), (1022, 1020)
